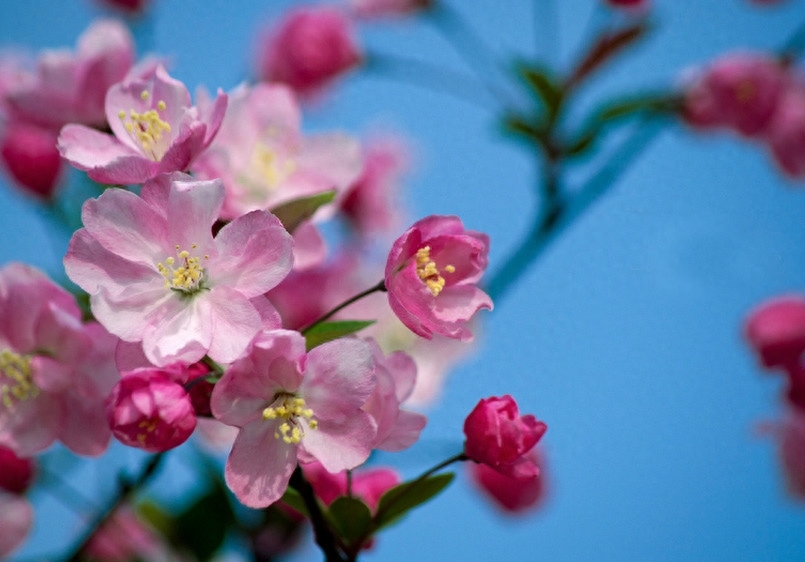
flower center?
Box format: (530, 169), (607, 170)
(117, 90), (172, 161)
(156, 245), (209, 295)
(415, 246), (455, 297)
(238, 141), (297, 199)
(262, 393), (318, 445)
(0, 350), (38, 410)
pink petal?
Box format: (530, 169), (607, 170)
(300, 411), (375, 472)
(0, 493), (33, 558)
(205, 286), (263, 364)
(141, 296), (213, 366)
(166, 177), (223, 252)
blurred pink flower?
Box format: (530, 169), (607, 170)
(84, 507), (174, 562)
(468, 448), (546, 514)
(385, 215), (492, 341)
(605, 0), (649, 9)
(94, 0), (151, 16)
(211, 330), (377, 508)
(0, 263), (118, 457)
(348, 0), (432, 19)
(59, 65), (227, 184)
(0, 492), (33, 558)
(304, 460), (399, 511)
(0, 446), (35, 495)
(744, 295), (805, 370)
(257, 7), (362, 97)
(463, 395), (547, 479)
(766, 87), (805, 178)
(0, 120), (63, 199)
(64, 173), (293, 367)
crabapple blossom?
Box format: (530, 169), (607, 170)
(0, 492), (32, 558)
(211, 330), (377, 508)
(385, 215), (492, 341)
(84, 507), (174, 562)
(64, 173), (293, 367)
(58, 65), (227, 185)
(469, 449), (546, 514)
(348, 0), (432, 19)
(463, 395), (547, 479)
(0, 121), (62, 199)
(0, 263), (119, 457)
(257, 7), (362, 97)
(304, 460), (400, 510)
(744, 295), (805, 370)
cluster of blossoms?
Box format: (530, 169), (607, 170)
(682, 51), (805, 178)
(0, 4), (548, 558)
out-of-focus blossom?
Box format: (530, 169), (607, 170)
(4, 19), (135, 129)
(744, 295), (805, 370)
(0, 263), (118, 457)
(84, 507), (166, 562)
(304, 460), (400, 511)
(363, 338), (426, 451)
(341, 136), (409, 238)
(777, 409), (805, 499)
(766, 88), (805, 178)
(94, 0), (151, 16)
(0, 446), (35, 494)
(59, 65), (227, 185)
(193, 82), (361, 220)
(64, 174), (292, 367)
(211, 330), (377, 508)
(348, 0), (432, 19)
(681, 53), (786, 137)
(463, 395), (547, 479)
(106, 368), (197, 452)
(257, 7), (362, 98)
(0, 492), (33, 558)
(605, 0), (649, 9)
(468, 448), (546, 514)
(0, 120), (62, 199)
(385, 215), (492, 341)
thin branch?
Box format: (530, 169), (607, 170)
(289, 466), (346, 562)
(301, 279), (386, 335)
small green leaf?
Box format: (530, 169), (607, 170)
(280, 486), (310, 517)
(565, 22), (650, 90)
(271, 190), (337, 234)
(327, 497), (373, 544)
(136, 500), (174, 537)
(517, 64), (563, 115)
(303, 320), (376, 350)
(374, 472), (455, 531)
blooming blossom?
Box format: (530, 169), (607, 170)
(385, 215), (492, 341)
(211, 330), (377, 508)
(59, 65), (227, 185)
(64, 173), (293, 367)
(463, 395), (547, 479)
(0, 263), (119, 457)
(257, 7), (362, 97)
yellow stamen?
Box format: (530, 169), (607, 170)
(118, 99), (172, 161)
(0, 350), (38, 410)
(156, 245), (208, 294)
(415, 246), (455, 297)
(262, 394), (317, 444)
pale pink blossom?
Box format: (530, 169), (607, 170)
(0, 263), (119, 457)
(0, 446), (35, 494)
(348, 0), (432, 19)
(64, 173), (293, 367)
(257, 7), (362, 97)
(385, 215), (492, 341)
(211, 330), (377, 508)
(463, 395), (547, 479)
(304, 460), (399, 510)
(469, 448), (546, 514)
(0, 120), (63, 199)
(766, 87), (805, 178)
(0, 492), (33, 558)
(58, 65), (227, 185)
(744, 295), (805, 370)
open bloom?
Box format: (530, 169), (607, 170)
(58, 65), (227, 184)
(211, 330), (377, 508)
(385, 215), (492, 341)
(463, 395), (547, 479)
(64, 174), (293, 367)
(0, 263), (119, 457)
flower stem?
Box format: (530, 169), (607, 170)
(301, 279), (387, 335)
(289, 466), (346, 562)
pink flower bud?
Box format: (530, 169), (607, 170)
(766, 88), (805, 178)
(0, 121), (62, 199)
(744, 295), (805, 370)
(0, 446), (35, 495)
(94, 0), (150, 15)
(106, 369), (197, 453)
(463, 395), (547, 478)
(605, 0), (649, 9)
(468, 449), (546, 514)
(349, 0), (432, 19)
(258, 7), (362, 97)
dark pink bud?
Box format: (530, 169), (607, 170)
(606, 0), (648, 8)
(463, 395), (547, 476)
(94, 0), (150, 15)
(744, 295), (805, 370)
(469, 449), (546, 513)
(349, 0), (432, 19)
(0, 121), (62, 199)
(0, 446), (36, 495)
(106, 369), (197, 453)
(766, 89), (805, 178)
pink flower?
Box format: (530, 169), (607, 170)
(0, 492), (33, 558)
(84, 507), (171, 562)
(211, 330), (377, 508)
(0, 263), (119, 457)
(463, 395), (547, 479)
(94, 0), (151, 16)
(58, 65), (227, 185)
(0, 120), (63, 199)
(385, 215), (492, 341)
(681, 53), (786, 137)
(605, 0), (649, 10)
(192, 83), (361, 220)
(0, 446), (35, 494)
(744, 295), (805, 370)
(4, 19), (135, 129)
(106, 368), (197, 452)
(304, 460), (399, 511)
(64, 173), (293, 367)
(468, 448), (546, 514)
(348, 0), (432, 19)
(766, 87), (805, 178)
(257, 7), (362, 98)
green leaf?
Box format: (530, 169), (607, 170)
(303, 320), (376, 351)
(136, 500), (174, 537)
(279, 486), (310, 517)
(374, 472), (455, 531)
(271, 190), (337, 234)
(173, 480), (235, 561)
(565, 22), (650, 90)
(517, 64), (563, 115)
(327, 497), (373, 544)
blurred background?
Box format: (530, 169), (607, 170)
(2, 0), (805, 560)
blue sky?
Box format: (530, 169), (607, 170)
(3, 0), (805, 560)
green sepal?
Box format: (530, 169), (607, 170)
(271, 190), (337, 234)
(373, 472), (455, 531)
(303, 320), (376, 351)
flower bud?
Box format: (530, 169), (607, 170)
(0, 121), (62, 199)
(0, 446), (36, 495)
(469, 449), (546, 514)
(744, 295), (805, 370)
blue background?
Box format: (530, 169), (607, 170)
(3, 0), (805, 560)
